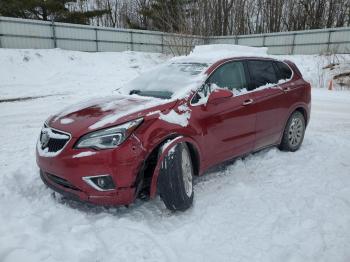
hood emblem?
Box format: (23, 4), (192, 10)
(41, 130), (50, 148)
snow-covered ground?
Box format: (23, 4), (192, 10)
(0, 48), (350, 262)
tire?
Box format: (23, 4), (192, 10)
(158, 143), (194, 211)
(279, 111), (306, 152)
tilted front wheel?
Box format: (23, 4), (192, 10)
(158, 143), (194, 211)
(279, 111), (306, 152)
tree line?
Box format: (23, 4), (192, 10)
(1, 0), (350, 36)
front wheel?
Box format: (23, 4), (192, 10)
(158, 143), (194, 211)
(279, 111), (306, 152)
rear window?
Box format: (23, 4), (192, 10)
(275, 61), (293, 80)
(247, 60), (278, 90)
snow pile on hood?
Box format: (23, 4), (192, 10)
(88, 95), (165, 130)
(176, 44), (269, 63)
(72, 151), (96, 158)
(49, 94), (169, 130)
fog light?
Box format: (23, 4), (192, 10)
(97, 177), (106, 188)
(82, 175), (115, 191)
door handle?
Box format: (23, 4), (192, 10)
(277, 86), (291, 93)
(283, 87), (291, 93)
(242, 99), (254, 106)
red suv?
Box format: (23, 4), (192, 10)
(36, 56), (311, 211)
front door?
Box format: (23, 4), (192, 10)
(189, 61), (256, 168)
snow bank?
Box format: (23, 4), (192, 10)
(277, 54), (350, 89)
(0, 48), (168, 100)
(1, 48), (350, 262)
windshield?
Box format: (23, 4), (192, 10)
(123, 62), (209, 99)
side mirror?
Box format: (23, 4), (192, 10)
(207, 88), (233, 104)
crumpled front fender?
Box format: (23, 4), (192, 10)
(149, 136), (200, 198)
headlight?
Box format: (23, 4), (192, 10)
(75, 118), (143, 149)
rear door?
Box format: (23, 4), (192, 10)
(277, 61), (307, 113)
(246, 59), (288, 150)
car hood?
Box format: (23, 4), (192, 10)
(48, 95), (177, 137)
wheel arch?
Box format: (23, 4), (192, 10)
(286, 103), (309, 126)
(278, 104), (309, 145)
(294, 106), (308, 126)
(144, 135), (201, 199)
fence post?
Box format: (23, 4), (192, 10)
(130, 31), (134, 51)
(327, 30), (332, 53)
(235, 35), (238, 45)
(161, 33), (164, 53)
(291, 33), (296, 55)
(204, 36), (210, 45)
(0, 17), (2, 48)
(51, 19), (57, 48)
(262, 34), (266, 47)
(95, 28), (98, 52)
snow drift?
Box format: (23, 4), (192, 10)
(0, 48), (350, 262)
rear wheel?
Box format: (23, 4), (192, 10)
(279, 111), (306, 152)
(158, 143), (194, 211)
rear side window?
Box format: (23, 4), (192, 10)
(275, 61), (293, 80)
(247, 60), (278, 90)
(208, 61), (247, 91)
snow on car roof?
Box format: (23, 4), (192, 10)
(119, 45), (271, 101)
(172, 44), (269, 64)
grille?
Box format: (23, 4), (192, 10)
(45, 172), (81, 191)
(46, 137), (68, 152)
(40, 127), (70, 153)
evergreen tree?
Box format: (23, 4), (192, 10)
(0, 0), (107, 24)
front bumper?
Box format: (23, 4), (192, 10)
(40, 170), (136, 205)
(36, 134), (147, 206)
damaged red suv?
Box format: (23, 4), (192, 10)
(36, 56), (311, 211)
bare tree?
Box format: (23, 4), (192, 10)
(62, 0), (350, 36)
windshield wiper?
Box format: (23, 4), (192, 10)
(129, 90), (172, 99)
(129, 90), (141, 95)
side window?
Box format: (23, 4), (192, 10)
(208, 61), (247, 91)
(247, 60), (278, 90)
(275, 61), (293, 81)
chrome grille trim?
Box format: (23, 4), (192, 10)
(37, 123), (72, 157)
